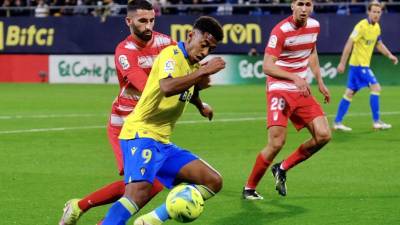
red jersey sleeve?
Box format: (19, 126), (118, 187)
(115, 47), (148, 92)
(265, 27), (285, 58)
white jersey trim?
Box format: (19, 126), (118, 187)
(280, 49), (312, 59)
(276, 59), (309, 69)
(280, 22), (295, 33)
(110, 114), (126, 126)
(306, 18), (320, 28)
(284, 33), (318, 46)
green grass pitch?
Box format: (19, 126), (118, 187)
(0, 83), (399, 225)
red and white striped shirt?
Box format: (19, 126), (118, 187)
(110, 32), (174, 127)
(265, 16), (320, 92)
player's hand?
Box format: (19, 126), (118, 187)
(389, 54), (398, 65)
(337, 63), (346, 73)
(318, 82), (330, 104)
(199, 102), (213, 121)
(293, 76), (310, 97)
(196, 76), (211, 90)
(200, 57), (226, 76)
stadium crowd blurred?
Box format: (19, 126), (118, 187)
(0, 0), (399, 17)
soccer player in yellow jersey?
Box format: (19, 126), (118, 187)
(101, 16), (226, 225)
(333, 1), (398, 131)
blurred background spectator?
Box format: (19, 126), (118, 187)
(35, 0), (49, 17)
(0, 0), (399, 17)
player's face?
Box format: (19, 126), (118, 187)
(368, 6), (382, 24)
(186, 30), (218, 64)
(291, 0), (313, 25)
(126, 9), (155, 42)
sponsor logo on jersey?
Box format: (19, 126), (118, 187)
(138, 55), (155, 69)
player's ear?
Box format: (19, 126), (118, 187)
(125, 17), (132, 26)
(187, 31), (194, 43)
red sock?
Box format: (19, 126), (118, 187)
(245, 153), (271, 189)
(78, 179), (165, 212)
(150, 179), (164, 197)
(281, 144), (312, 171)
(78, 180), (125, 212)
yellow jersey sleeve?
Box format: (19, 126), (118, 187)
(350, 21), (364, 42)
(157, 46), (182, 80)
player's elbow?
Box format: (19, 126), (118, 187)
(159, 80), (174, 97)
(262, 57), (275, 75)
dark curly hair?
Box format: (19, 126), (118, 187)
(193, 16), (224, 42)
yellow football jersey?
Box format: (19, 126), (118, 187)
(349, 19), (381, 67)
(119, 42), (199, 143)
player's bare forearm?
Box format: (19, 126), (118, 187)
(189, 88), (203, 110)
(263, 54), (298, 81)
(190, 97), (204, 113)
(309, 47), (324, 84)
(159, 70), (205, 97)
(377, 41), (399, 65)
(339, 38), (353, 65)
(376, 41), (390, 56)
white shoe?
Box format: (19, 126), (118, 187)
(59, 199), (83, 225)
(133, 213), (162, 225)
(373, 121), (392, 130)
(333, 123), (352, 132)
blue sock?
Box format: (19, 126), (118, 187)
(370, 92), (380, 122)
(102, 197), (139, 225)
(154, 203), (170, 222)
(335, 96), (352, 123)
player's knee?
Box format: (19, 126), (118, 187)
(125, 182), (152, 207)
(269, 139), (285, 152)
(316, 130), (331, 145)
(204, 172), (223, 193)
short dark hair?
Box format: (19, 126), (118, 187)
(368, 1), (382, 11)
(193, 16), (223, 42)
(127, 0), (153, 13)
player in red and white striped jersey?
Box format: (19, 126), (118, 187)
(59, 1), (174, 224)
(243, 0), (331, 200)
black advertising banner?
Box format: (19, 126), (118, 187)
(0, 14), (399, 54)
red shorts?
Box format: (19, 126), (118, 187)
(107, 122), (124, 175)
(266, 91), (325, 130)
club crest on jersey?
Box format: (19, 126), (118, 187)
(164, 59), (176, 72)
(268, 35), (278, 48)
(118, 55), (130, 70)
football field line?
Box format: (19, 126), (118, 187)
(0, 111), (399, 135)
(0, 112), (262, 120)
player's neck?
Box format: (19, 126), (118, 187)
(367, 18), (377, 25)
(290, 16), (306, 28)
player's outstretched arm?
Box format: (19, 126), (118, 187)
(376, 41), (399, 65)
(337, 38), (354, 73)
(309, 47), (330, 103)
(263, 53), (310, 96)
(159, 57), (225, 97)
